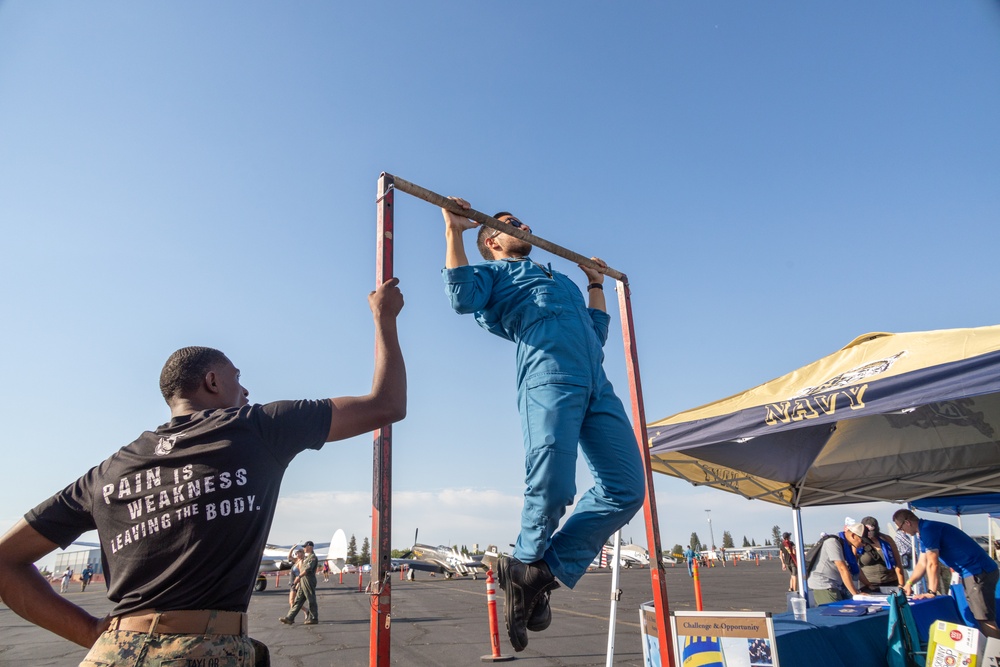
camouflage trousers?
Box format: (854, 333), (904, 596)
(80, 629), (267, 667)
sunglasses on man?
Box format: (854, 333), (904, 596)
(488, 218), (527, 240)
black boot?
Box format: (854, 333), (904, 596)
(527, 586), (558, 632)
(497, 556), (558, 651)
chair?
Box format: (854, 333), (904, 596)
(887, 590), (925, 667)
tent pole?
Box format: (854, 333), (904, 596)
(369, 173), (395, 666)
(906, 502), (923, 594)
(990, 515), (996, 561)
(617, 281), (673, 667)
(605, 531), (623, 667)
(989, 515), (994, 560)
(792, 507), (808, 601)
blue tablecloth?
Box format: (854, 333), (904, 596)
(773, 596), (962, 667)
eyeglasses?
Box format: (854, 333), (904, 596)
(488, 218), (526, 240)
(895, 519), (908, 531)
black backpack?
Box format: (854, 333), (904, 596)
(803, 534), (841, 574)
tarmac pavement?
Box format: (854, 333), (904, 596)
(0, 558), (793, 666)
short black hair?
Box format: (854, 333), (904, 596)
(476, 211), (514, 260)
(892, 509), (917, 526)
(159, 347), (229, 403)
(781, 532), (791, 540)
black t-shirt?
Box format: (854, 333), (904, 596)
(26, 399), (332, 615)
(858, 541), (897, 586)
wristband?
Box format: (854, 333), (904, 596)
(587, 283), (603, 291)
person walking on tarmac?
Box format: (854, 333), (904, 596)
(81, 565), (93, 593)
(440, 198), (645, 652)
(286, 547), (306, 615)
(60, 567), (73, 594)
(0, 278), (407, 666)
(779, 532), (797, 592)
(280, 541), (318, 625)
(683, 546), (697, 577)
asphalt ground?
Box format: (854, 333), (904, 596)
(0, 558), (794, 666)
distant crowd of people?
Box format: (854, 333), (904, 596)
(55, 564), (95, 594)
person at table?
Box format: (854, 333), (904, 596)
(806, 522), (864, 605)
(857, 516), (905, 593)
(894, 509), (1000, 639)
(893, 526), (914, 571)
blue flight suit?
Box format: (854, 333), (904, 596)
(443, 257), (645, 588)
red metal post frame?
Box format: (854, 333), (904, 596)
(370, 173), (395, 666)
(373, 173), (672, 665)
(618, 280), (674, 667)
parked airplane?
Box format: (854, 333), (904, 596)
(589, 541), (650, 569)
(255, 529), (347, 592)
(618, 543), (650, 568)
(392, 531), (492, 580)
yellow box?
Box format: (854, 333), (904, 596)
(926, 620), (985, 667)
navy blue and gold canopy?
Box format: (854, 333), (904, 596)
(647, 325), (1000, 508)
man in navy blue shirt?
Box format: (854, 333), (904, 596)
(894, 509), (999, 638)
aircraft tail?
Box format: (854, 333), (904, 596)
(327, 529), (349, 574)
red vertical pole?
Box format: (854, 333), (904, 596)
(370, 173), (395, 666)
(617, 280), (674, 667)
(692, 559), (703, 611)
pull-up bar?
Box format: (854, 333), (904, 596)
(386, 174), (628, 284)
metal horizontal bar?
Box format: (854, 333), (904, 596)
(384, 174), (627, 283)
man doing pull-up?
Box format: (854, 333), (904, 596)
(440, 198), (644, 652)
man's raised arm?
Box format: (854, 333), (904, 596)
(325, 277), (407, 442)
(442, 197), (478, 269)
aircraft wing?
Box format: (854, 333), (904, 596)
(391, 555), (489, 575)
(259, 554), (292, 572)
(391, 558), (447, 574)
(259, 544), (293, 572)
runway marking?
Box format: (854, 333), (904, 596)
(438, 584), (641, 629)
(553, 607), (641, 629)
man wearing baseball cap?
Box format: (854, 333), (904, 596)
(806, 522), (865, 605)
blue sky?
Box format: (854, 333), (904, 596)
(2, 2), (999, 568)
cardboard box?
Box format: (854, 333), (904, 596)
(982, 637), (1000, 667)
(927, 620), (985, 667)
